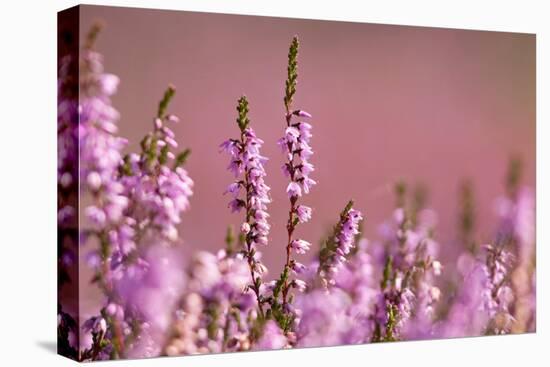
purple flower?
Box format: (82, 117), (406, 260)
(439, 264), (491, 338)
(296, 205), (312, 223)
(291, 261), (307, 274)
(291, 239), (311, 254)
(253, 321), (288, 351)
(292, 109), (312, 118)
(294, 288), (359, 347)
(293, 279), (307, 292)
(286, 182), (302, 198)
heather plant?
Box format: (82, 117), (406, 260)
(77, 24), (130, 360)
(221, 96), (272, 320)
(57, 26), (536, 362)
(270, 36), (316, 333)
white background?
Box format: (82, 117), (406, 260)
(0, 0), (546, 365)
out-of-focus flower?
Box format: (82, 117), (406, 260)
(253, 321), (288, 350)
(481, 243), (515, 334)
(294, 288), (360, 347)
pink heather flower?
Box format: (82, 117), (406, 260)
(281, 163), (291, 178)
(293, 279), (307, 292)
(105, 303), (125, 319)
(298, 121), (313, 139)
(154, 117), (163, 130)
(292, 109), (312, 118)
(253, 321), (288, 351)
(240, 222), (251, 234)
(393, 207), (405, 224)
(86, 171), (102, 191)
(296, 205), (312, 223)
(301, 176), (317, 194)
(284, 126), (300, 144)
(255, 262), (268, 275)
(167, 114), (179, 123)
(99, 74), (119, 95)
(291, 239), (311, 254)
(265, 280), (278, 292)
(85, 206), (106, 227)
(300, 161), (314, 175)
(287, 182), (302, 198)
(228, 198), (244, 213)
(219, 139), (240, 156)
(291, 261), (307, 274)
(81, 316), (108, 354)
(432, 260), (442, 275)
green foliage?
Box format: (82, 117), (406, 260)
(206, 304), (220, 340)
(174, 149), (191, 168)
(381, 255), (393, 289)
(84, 21), (103, 50)
(225, 225), (236, 254)
(284, 36), (299, 112)
(458, 179), (477, 253)
(159, 145), (169, 165)
(394, 180), (407, 209)
(120, 154), (133, 176)
(266, 266), (295, 332)
(506, 155), (523, 197)
(157, 85), (176, 119)
(384, 303), (398, 342)
(410, 183), (428, 226)
(248, 313), (268, 343)
(236, 96), (250, 131)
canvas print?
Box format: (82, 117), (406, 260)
(57, 5), (536, 362)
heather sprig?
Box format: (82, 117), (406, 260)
(371, 256), (415, 342)
(221, 96), (272, 319)
(274, 36), (315, 327)
(122, 85), (194, 245)
(79, 34), (194, 359)
(284, 36), (299, 112)
(318, 200), (363, 286)
(104, 88), (193, 359)
(78, 24), (130, 359)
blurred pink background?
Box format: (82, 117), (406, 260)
(79, 5), (535, 308)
